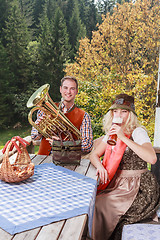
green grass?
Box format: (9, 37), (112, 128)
(0, 126), (40, 154)
(0, 127), (32, 150)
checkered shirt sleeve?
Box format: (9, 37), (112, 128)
(80, 112), (93, 152)
(31, 110), (45, 140)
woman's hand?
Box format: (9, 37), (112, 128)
(89, 140), (108, 184)
(109, 125), (157, 164)
(108, 124), (125, 140)
(96, 163), (108, 184)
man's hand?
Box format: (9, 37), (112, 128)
(46, 136), (60, 145)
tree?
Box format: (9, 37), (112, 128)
(1, 0), (34, 126)
(96, 0), (116, 15)
(0, 0), (12, 44)
(83, 0), (99, 39)
(32, 0), (45, 37)
(0, 40), (15, 128)
(19, 0), (34, 31)
(68, 1), (86, 59)
(65, 0), (159, 140)
(64, 0), (75, 26)
(96, 0), (133, 15)
(4, 0), (31, 92)
(37, 6), (71, 100)
(0, 0), (101, 128)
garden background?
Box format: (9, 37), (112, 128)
(0, 0), (159, 149)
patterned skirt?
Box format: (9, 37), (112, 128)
(92, 169), (160, 240)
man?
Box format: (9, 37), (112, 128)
(31, 76), (93, 155)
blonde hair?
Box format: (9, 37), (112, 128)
(103, 110), (142, 135)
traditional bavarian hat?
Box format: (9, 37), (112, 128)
(108, 93), (136, 115)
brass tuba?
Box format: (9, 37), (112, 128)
(27, 84), (81, 141)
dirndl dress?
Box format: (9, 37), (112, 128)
(92, 146), (160, 240)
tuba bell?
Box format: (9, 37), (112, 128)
(27, 84), (81, 141)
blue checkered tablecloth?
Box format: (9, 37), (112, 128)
(0, 163), (97, 235)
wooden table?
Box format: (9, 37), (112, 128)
(0, 153), (97, 240)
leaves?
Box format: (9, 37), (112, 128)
(65, 0), (159, 141)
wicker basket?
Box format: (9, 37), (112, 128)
(0, 136), (34, 183)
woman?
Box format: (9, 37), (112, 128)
(90, 93), (160, 240)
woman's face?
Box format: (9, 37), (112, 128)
(113, 109), (129, 125)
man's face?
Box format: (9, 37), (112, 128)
(60, 79), (78, 104)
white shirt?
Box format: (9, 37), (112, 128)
(103, 127), (151, 145)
